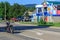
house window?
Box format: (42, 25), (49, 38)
(44, 7), (47, 12)
(57, 5), (60, 10)
(38, 8), (42, 13)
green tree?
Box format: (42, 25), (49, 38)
(5, 2), (11, 19)
(11, 3), (27, 17)
(0, 2), (5, 19)
(0, 2), (29, 20)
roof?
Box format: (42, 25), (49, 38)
(35, 5), (43, 8)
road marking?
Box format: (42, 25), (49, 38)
(40, 39), (44, 40)
(17, 33), (40, 40)
(17, 33), (43, 40)
(28, 30), (44, 35)
(14, 30), (44, 40)
(36, 32), (43, 35)
(15, 30), (44, 40)
(34, 29), (60, 35)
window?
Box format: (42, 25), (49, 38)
(57, 5), (60, 10)
(38, 8), (42, 13)
(44, 7), (47, 12)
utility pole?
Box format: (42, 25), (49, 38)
(5, 2), (6, 21)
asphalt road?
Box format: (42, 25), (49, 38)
(0, 22), (60, 40)
(0, 32), (38, 40)
(15, 29), (60, 40)
(0, 23), (39, 40)
(39, 28), (60, 33)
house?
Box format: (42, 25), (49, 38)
(31, 1), (60, 23)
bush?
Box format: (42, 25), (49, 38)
(38, 18), (54, 26)
(38, 18), (46, 25)
(47, 22), (53, 24)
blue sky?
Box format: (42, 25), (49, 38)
(0, 0), (60, 5)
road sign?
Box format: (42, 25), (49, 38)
(36, 13), (42, 16)
(44, 11), (50, 16)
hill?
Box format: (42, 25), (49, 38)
(24, 4), (36, 7)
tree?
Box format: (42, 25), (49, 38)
(4, 2), (11, 20)
(12, 3), (21, 17)
(26, 7), (35, 12)
(0, 2), (5, 19)
(0, 2), (29, 20)
(11, 3), (27, 17)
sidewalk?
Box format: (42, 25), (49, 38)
(49, 26), (60, 29)
(0, 23), (6, 27)
(14, 22), (37, 26)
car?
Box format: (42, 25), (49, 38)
(24, 17), (31, 22)
(17, 16), (31, 22)
(17, 16), (24, 21)
(11, 18), (18, 22)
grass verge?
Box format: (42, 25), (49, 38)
(19, 22), (60, 27)
(19, 22), (38, 25)
(52, 22), (60, 27)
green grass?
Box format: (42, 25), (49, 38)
(0, 20), (4, 23)
(19, 22), (37, 25)
(52, 22), (60, 27)
(19, 22), (60, 27)
(38, 22), (60, 27)
(38, 22), (53, 26)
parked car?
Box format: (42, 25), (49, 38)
(17, 16), (31, 22)
(11, 18), (18, 22)
(17, 16), (24, 21)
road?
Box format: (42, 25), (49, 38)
(0, 23), (38, 40)
(17, 29), (60, 40)
(0, 22), (60, 40)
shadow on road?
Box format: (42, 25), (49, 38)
(0, 27), (6, 32)
(13, 25), (51, 30)
(0, 25), (51, 33)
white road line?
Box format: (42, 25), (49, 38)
(34, 29), (60, 35)
(15, 30), (44, 40)
(40, 39), (44, 40)
(36, 32), (43, 35)
(15, 29), (44, 40)
(18, 33), (43, 40)
(28, 30), (44, 35)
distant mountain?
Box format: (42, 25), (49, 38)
(24, 4), (37, 7)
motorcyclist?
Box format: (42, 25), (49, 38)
(6, 20), (13, 33)
(6, 20), (10, 28)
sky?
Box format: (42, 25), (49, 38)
(0, 0), (60, 5)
